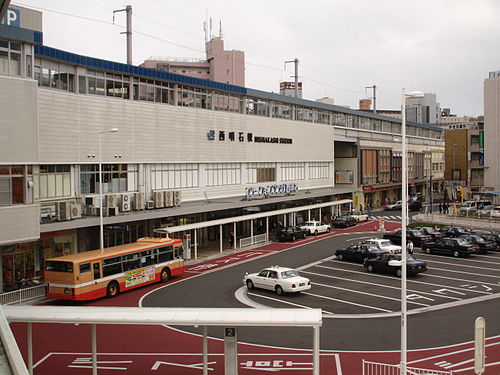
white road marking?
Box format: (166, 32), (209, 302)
(302, 291), (393, 312)
(246, 291), (335, 315)
(415, 256), (500, 271)
(426, 266), (500, 280)
(311, 281), (431, 307)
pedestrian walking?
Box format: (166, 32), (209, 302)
(407, 240), (414, 255)
(229, 232), (235, 248)
(438, 202), (442, 214)
(367, 205), (372, 216)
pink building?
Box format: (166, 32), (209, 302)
(141, 37), (245, 86)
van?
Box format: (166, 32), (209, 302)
(458, 200), (491, 216)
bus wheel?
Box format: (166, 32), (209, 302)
(160, 268), (171, 282)
(106, 281), (120, 298)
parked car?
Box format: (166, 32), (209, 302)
(458, 200), (492, 216)
(349, 211), (369, 222)
(415, 226), (445, 240)
(476, 231), (500, 250)
(300, 221), (331, 235)
(243, 266), (311, 295)
(477, 205), (496, 217)
(363, 253), (427, 277)
(276, 226), (307, 242)
(384, 201), (402, 211)
(490, 206), (500, 218)
(362, 238), (402, 253)
(332, 215), (358, 228)
(383, 229), (433, 247)
(439, 226), (474, 238)
(335, 243), (386, 263)
(456, 234), (498, 253)
(421, 238), (480, 257)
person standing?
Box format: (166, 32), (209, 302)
(438, 202), (443, 214)
(407, 240), (414, 255)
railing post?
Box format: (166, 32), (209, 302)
(27, 322), (33, 375)
(92, 324), (97, 375)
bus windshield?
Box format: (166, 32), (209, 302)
(45, 260), (74, 273)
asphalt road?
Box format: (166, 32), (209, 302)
(141, 230), (500, 351)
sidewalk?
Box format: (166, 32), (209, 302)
(413, 212), (500, 231)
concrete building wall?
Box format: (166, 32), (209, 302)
(0, 75), (38, 162)
(36, 88), (333, 164)
(484, 74), (500, 190)
(206, 38), (245, 86)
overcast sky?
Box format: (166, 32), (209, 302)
(12, 0), (500, 116)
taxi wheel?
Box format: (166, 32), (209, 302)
(275, 285), (284, 296)
(160, 268), (171, 282)
(338, 254), (344, 261)
(106, 281), (120, 298)
(424, 247), (431, 254)
(314, 230), (318, 235)
(453, 250), (460, 257)
(366, 265), (374, 273)
(396, 269), (402, 277)
(292, 235), (296, 241)
(246, 280), (254, 290)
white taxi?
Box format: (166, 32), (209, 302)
(243, 266), (311, 295)
(300, 220), (331, 235)
(363, 238), (402, 254)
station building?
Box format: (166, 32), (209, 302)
(0, 5), (444, 292)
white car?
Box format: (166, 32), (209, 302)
(243, 266), (311, 295)
(362, 238), (402, 254)
(350, 211), (369, 222)
(300, 221), (331, 235)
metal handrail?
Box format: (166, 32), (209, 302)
(0, 284), (47, 306)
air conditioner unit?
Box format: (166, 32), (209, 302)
(108, 207), (119, 216)
(134, 192), (145, 210)
(70, 204), (82, 219)
(164, 191), (173, 207)
(173, 191), (182, 206)
(85, 196), (99, 206)
(106, 194), (118, 208)
(121, 194), (131, 212)
(57, 201), (71, 221)
(146, 200), (155, 210)
(154, 191), (165, 208)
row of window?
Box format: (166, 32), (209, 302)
(30, 55), (442, 140)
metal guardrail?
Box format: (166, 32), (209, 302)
(0, 285), (47, 306)
(362, 360), (453, 375)
(239, 233), (268, 248)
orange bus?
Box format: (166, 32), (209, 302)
(44, 237), (185, 301)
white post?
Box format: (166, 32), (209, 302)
(203, 326), (208, 375)
(92, 324), (97, 375)
(233, 222), (237, 250)
(219, 224), (223, 253)
(28, 322), (33, 375)
(401, 89), (408, 375)
(194, 229), (198, 259)
(313, 326), (320, 375)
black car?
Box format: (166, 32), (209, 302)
(331, 215), (357, 228)
(383, 229), (433, 247)
(408, 200), (422, 212)
(415, 226), (445, 240)
(276, 226), (307, 242)
(335, 243), (386, 263)
(363, 253), (427, 277)
(456, 234), (498, 253)
(476, 232), (500, 250)
(440, 226), (474, 238)
(421, 238), (480, 257)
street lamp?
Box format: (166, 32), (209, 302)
(401, 89), (424, 375)
(98, 128), (119, 250)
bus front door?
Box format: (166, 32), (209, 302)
(92, 262), (101, 280)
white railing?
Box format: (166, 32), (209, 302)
(239, 233), (268, 248)
(362, 360), (453, 375)
(0, 284), (47, 305)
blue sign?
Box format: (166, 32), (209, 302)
(2, 8), (20, 27)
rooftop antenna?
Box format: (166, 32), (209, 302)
(209, 17), (213, 40)
(219, 20), (223, 38)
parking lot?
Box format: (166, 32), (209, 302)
(242, 234), (500, 316)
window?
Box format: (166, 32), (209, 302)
(80, 164), (137, 194)
(151, 164), (199, 190)
(34, 165), (71, 200)
(158, 245), (173, 262)
(309, 162), (330, 180)
(33, 58), (75, 91)
(206, 163), (241, 186)
(248, 163), (276, 183)
(281, 162), (305, 181)
(0, 39), (21, 76)
(79, 263), (91, 274)
(0, 165), (26, 205)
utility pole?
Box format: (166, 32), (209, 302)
(285, 58), (299, 98)
(113, 5), (133, 65)
(365, 85), (377, 113)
